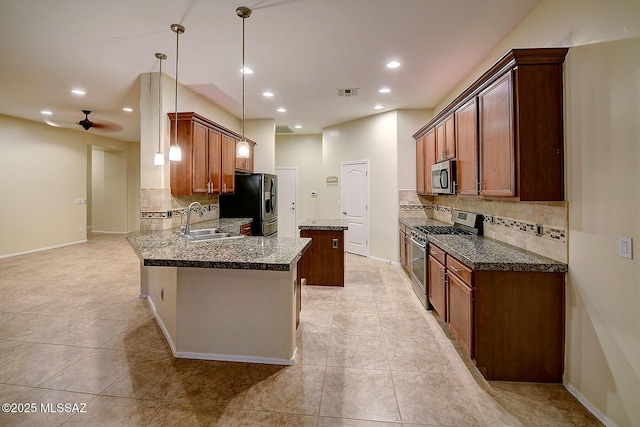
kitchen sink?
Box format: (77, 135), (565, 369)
(177, 228), (245, 242)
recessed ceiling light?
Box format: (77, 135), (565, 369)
(240, 67), (253, 74)
(374, 105), (384, 110)
(122, 107), (133, 112)
(379, 88), (391, 93)
(71, 89), (86, 95)
(263, 91), (274, 97)
(386, 61), (400, 69)
(277, 107), (287, 112)
(41, 110), (53, 115)
(294, 125), (302, 129)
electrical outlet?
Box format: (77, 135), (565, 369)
(79, 227), (84, 233)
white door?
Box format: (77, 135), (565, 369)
(341, 160), (369, 256)
(275, 167), (298, 238)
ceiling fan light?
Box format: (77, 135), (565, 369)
(154, 151), (165, 166)
(169, 144), (182, 161)
(237, 139), (250, 158)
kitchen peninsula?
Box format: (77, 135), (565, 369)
(126, 218), (311, 365)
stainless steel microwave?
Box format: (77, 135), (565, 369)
(431, 160), (456, 195)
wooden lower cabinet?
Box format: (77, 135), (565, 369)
(427, 243), (565, 383)
(298, 229), (345, 286)
(473, 270), (565, 382)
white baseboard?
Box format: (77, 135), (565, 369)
(0, 239), (87, 259)
(90, 230), (126, 234)
(563, 381), (617, 427)
(368, 255), (401, 266)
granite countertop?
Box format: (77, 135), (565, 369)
(299, 219), (349, 231)
(399, 218), (567, 273)
(126, 218), (312, 272)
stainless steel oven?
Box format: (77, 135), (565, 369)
(410, 228), (428, 308)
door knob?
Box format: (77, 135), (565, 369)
(342, 211), (347, 215)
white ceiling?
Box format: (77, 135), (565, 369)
(0, 0), (539, 142)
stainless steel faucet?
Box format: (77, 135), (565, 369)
(184, 202), (205, 235)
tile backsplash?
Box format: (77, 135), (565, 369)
(140, 188), (220, 231)
(399, 190), (568, 263)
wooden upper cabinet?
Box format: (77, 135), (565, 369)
(169, 112), (258, 196)
(413, 48), (568, 201)
(416, 136), (426, 195)
(455, 98), (478, 196)
(435, 114), (455, 162)
(478, 72), (515, 197)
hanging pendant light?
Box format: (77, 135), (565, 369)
(154, 53), (167, 166)
(236, 6), (251, 158)
(169, 23), (184, 162)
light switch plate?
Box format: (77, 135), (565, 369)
(618, 236), (633, 259)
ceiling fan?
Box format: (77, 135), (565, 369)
(77, 110), (122, 131)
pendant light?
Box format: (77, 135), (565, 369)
(154, 53), (167, 166)
(169, 23), (184, 162)
(236, 6), (251, 158)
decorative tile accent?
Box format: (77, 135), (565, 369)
(398, 191), (569, 263)
(399, 204), (432, 211)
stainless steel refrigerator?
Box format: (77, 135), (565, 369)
(219, 173), (277, 236)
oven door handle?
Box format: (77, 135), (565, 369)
(410, 236), (426, 249)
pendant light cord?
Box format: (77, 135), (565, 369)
(158, 58), (163, 153)
(174, 27), (179, 150)
(242, 15), (246, 141)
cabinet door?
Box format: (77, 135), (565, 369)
(435, 114), (455, 162)
(479, 72), (515, 197)
(424, 129), (436, 194)
(221, 135), (236, 194)
(448, 272), (473, 356)
(192, 122), (209, 194)
(455, 98), (479, 196)
(208, 129), (222, 193)
(428, 255), (446, 320)
(415, 136), (426, 195)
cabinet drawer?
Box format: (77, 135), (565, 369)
(240, 223), (252, 236)
(447, 255), (472, 284)
(428, 244), (446, 265)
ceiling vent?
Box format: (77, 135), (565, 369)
(337, 88), (359, 97)
(276, 125), (294, 134)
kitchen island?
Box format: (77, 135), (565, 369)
(298, 219), (349, 287)
(126, 219), (312, 365)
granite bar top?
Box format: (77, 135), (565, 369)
(399, 218), (567, 273)
(299, 219), (349, 231)
(126, 218), (312, 272)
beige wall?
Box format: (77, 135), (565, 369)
(247, 119), (276, 174)
(322, 111), (398, 261)
(434, 1), (640, 425)
(0, 114), (139, 256)
(275, 134), (323, 225)
(564, 38), (640, 427)
(91, 148), (128, 233)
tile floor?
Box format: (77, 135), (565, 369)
(0, 233), (601, 426)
